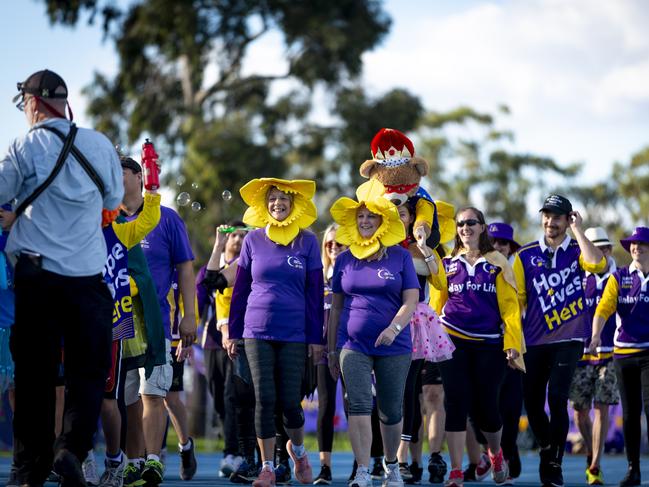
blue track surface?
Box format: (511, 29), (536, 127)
(0, 451), (645, 487)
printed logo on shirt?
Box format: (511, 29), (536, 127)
(530, 255), (547, 268)
(140, 236), (150, 250)
(531, 260), (584, 331)
(482, 262), (498, 275)
(621, 276), (633, 289)
(286, 255), (304, 269)
(446, 261), (459, 275)
(377, 268), (396, 280)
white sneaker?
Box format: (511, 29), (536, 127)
(220, 454), (244, 478)
(99, 455), (126, 487)
(382, 460), (404, 487)
(83, 450), (100, 486)
(349, 468), (373, 487)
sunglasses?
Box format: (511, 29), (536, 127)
(325, 241), (344, 250)
(456, 219), (481, 228)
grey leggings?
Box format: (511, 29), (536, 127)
(340, 348), (411, 425)
(244, 338), (307, 439)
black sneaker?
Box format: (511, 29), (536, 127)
(399, 463), (413, 481)
(507, 451), (521, 479)
(141, 459), (164, 487)
(543, 461), (564, 487)
(123, 462), (145, 487)
(275, 463), (292, 485)
(230, 461), (259, 484)
(405, 462), (422, 485)
(462, 463), (476, 482)
(619, 467), (641, 487)
(53, 449), (87, 487)
(348, 461), (358, 483)
(179, 438), (197, 481)
(314, 465), (332, 485)
(6, 466), (19, 487)
(428, 452), (447, 484)
(370, 458), (384, 480)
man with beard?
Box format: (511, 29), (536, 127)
(513, 195), (605, 487)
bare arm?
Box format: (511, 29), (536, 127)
(570, 211), (604, 265)
(374, 288), (419, 347)
(327, 293), (344, 379)
(176, 260), (197, 348)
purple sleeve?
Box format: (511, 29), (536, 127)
(228, 237), (252, 339)
(401, 250), (420, 291)
(195, 265), (208, 314)
(331, 255), (344, 293)
(305, 268), (325, 344)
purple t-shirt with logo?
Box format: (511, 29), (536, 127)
(124, 205), (194, 339)
(612, 266), (649, 355)
(332, 246), (419, 356)
(229, 229), (324, 343)
(440, 255), (504, 343)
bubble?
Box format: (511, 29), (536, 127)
(176, 192), (191, 207)
(222, 189), (232, 201)
(176, 175), (186, 186)
(191, 182), (199, 190)
(191, 201), (202, 212)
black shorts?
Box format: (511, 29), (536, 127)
(104, 340), (124, 400)
(422, 361), (442, 385)
(170, 349), (185, 392)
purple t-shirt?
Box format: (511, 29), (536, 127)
(440, 255), (504, 343)
(229, 229), (324, 343)
(612, 266), (649, 356)
(332, 246), (419, 356)
(124, 205), (194, 339)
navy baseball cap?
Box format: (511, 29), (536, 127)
(539, 194), (572, 215)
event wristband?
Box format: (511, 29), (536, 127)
(327, 351), (339, 357)
(424, 254), (435, 263)
(391, 323), (403, 334)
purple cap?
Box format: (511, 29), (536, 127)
(487, 222), (520, 250)
(621, 226), (649, 252)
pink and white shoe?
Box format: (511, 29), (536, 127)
(252, 465), (276, 487)
(488, 449), (509, 485)
(286, 440), (313, 484)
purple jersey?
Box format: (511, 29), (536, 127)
(124, 205), (194, 339)
(332, 246), (419, 356)
(612, 266), (649, 355)
(440, 255), (504, 343)
(229, 229), (324, 343)
(518, 237), (590, 346)
(579, 257), (617, 365)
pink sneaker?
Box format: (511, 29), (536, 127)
(488, 448), (508, 485)
(252, 465), (276, 487)
(475, 452), (492, 481)
(286, 440), (313, 484)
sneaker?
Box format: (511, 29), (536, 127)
(274, 464), (292, 485)
(618, 466), (641, 487)
(286, 440), (312, 484)
(83, 451), (100, 486)
(585, 467), (603, 486)
(428, 453), (447, 484)
(474, 453), (492, 481)
(53, 449), (87, 487)
(443, 469), (463, 487)
(507, 452), (521, 479)
(544, 462), (564, 487)
(141, 459), (164, 487)
(221, 454), (245, 478)
(349, 468), (372, 487)
(99, 456), (126, 487)
(252, 466), (276, 487)
(314, 465), (332, 485)
(123, 463), (145, 487)
(48, 471), (63, 483)
(370, 458), (384, 480)
(489, 449), (508, 485)
(349, 461), (359, 483)
(179, 438), (197, 480)
(382, 460), (403, 487)
(160, 449), (167, 467)
(398, 464), (412, 482)
(230, 461), (260, 484)
(6, 466), (19, 487)
(405, 462), (422, 485)
(461, 464), (475, 482)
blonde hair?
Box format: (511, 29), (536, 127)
(322, 223), (340, 279)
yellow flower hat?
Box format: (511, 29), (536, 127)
(330, 180), (405, 259)
(240, 178), (317, 246)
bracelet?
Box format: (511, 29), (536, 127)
(327, 351), (339, 357)
(424, 254), (435, 263)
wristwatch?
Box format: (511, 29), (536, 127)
(391, 323), (403, 333)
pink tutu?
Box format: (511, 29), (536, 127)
(410, 302), (455, 362)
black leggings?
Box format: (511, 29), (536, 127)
(523, 341), (582, 461)
(244, 339), (306, 439)
(439, 338), (505, 432)
(614, 352), (649, 465)
(316, 363), (337, 452)
(401, 359), (424, 442)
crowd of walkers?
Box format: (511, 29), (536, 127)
(1, 68), (649, 487)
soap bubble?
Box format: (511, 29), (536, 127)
(191, 182), (199, 190)
(191, 201), (202, 212)
(222, 190), (232, 201)
(176, 192), (191, 207)
(176, 175), (186, 186)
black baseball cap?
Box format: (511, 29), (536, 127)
(120, 156), (142, 173)
(539, 194), (572, 215)
(12, 69), (68, 104)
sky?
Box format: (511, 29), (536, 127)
(1, 0), (648, 206)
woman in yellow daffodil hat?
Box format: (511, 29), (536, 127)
(326, 180), (421, 485)
(226, 178), (324, 485)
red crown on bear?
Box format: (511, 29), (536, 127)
(370, 128), (415, 162)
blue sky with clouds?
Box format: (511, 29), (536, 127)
(2, 0), (648, 197)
